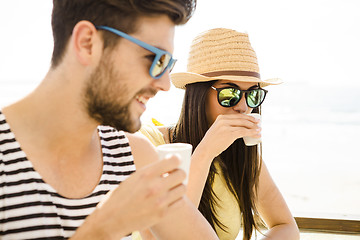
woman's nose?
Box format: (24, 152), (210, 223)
(233, 95), (249, 113)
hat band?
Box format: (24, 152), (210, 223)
(201, 70), (260, 79)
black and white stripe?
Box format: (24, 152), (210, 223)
(0, 112), (135, 239)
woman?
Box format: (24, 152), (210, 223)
(137, 28), (299, 240)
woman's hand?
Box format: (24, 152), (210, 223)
(186, 113), (260, 207)
(196, 114), (261, 159)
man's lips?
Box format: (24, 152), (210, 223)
(135, 88), (157, 106)
(135, 95), (150, 105)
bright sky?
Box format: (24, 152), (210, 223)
(174, 0), (360, 85)
(0, 0), (359, 104)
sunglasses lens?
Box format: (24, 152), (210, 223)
(218, 88), (241, 107)
(151, 53), (171, 77)
(247, 89), (266, 108)
(168, 59), (177, 73)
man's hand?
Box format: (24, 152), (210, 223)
(72, 155), (186, 239)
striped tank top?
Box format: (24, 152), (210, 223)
(0, 111), (135, 239)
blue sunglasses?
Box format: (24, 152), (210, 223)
(96, 25), (177, 79)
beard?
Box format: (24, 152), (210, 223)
(83, 55), (140, 133)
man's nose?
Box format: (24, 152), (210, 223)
(152, 71), (171, 92)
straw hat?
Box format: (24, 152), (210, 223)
(171, 28), (282, 89)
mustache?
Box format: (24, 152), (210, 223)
(136, 88), (158, 97)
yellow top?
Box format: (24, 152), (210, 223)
(132, 124), (241, 240)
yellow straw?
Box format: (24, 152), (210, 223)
(151, 118), (164, 126)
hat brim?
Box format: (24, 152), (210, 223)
(171, 72), (282, 89)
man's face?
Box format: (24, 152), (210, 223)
(84, 16), (174, 132)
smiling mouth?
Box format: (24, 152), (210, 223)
(135, 95), (149, 105)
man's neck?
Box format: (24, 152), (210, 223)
(2, 70), (104, 198)
(2, 68), (99, 164)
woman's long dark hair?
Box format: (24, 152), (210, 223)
(171, 80), (263, 240)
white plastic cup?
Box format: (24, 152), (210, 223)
(157, 143), (193, 185)
(243, 113), (262, 146)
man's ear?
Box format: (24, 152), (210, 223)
(71, 20), (102, 66)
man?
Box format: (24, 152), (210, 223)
(0, 1), (218, 239)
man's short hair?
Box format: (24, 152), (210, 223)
(51, 0), (197, 67)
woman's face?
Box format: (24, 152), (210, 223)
(205, 80), (259, 125)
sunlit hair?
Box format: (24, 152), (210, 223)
(171, 80), (263, 240)
(51, 0), (196, 67)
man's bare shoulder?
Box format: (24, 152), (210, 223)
(125, 132), (159, 169)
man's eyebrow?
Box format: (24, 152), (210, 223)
(155, 46), (168, 52)
(143, 45), (170, 55)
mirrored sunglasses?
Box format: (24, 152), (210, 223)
(211, 86), (268, 108)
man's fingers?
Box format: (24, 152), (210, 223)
(144, 155), (181, 177)
(161, 168), (186, 189)
(167, 197), (186, 212)
(159, 184), (186, 210)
